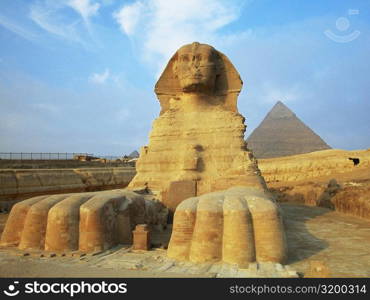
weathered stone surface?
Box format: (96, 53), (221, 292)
(0, 167), (136, 211)
(167, 187), (287, 267)
(162, 181), (197, 216)
(246, 101), (331, 158)
(0, 195), (49, 247)
(128, 42), (266, 204)
(0, 190), (167, 252)
(126, 42), (287, 266)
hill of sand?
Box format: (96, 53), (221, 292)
(246, 101), (331, 158)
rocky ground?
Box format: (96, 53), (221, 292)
(0, 202), (369, 278)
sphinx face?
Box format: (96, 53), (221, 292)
(173, 43), (218, 93)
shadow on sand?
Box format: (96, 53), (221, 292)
(281, 202), (330, 265)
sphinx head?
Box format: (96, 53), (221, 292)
(155, 42), (243, 114)
(172, 42), (219, 93)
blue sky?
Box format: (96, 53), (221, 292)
(0, 0), (369, 156)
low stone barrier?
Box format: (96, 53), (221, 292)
(257, 149), (370, 220)
(258, 149), (370, 184)
(0, 167), (136, 211)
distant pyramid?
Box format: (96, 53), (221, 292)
(128, 150), (139, 158)
(246, 101), (331, 158)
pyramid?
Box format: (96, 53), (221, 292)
(246, 101), (331, 158)
(128, 150), (139, 158)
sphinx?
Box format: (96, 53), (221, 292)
(1, 42), (287, 268)
(130, 42), (287, 266)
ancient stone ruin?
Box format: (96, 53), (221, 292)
(1, 42), (287, 270)
(130, 42), (287, 266)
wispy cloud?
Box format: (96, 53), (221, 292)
(29, 1), (84, 44)
(67, 0), (100, 25)
(89, 69), (110, 84)
(113, 1), (144, 36)
(0, 13), (39, 42)
(113, 0), (246, 75)
(29, 0), (100, 49)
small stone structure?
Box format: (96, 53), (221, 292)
(132, 224), (151, 251)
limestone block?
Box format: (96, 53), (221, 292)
(0, 170), (17, 198)
(73, 168), (115, 188)
(133, 224), (151, 250)
(36, 170), (84, 191)
(163, 181), (197, 215)
(168, 187), (287, 267)
(15, 170), (42, 189)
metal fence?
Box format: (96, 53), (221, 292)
(98, 155), (123, 161)
(0, 152), (94, 160)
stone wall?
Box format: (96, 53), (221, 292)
(0, 167), (136, 211)
(269, 181), (370, 220)
(259, 149), (370, 184)
(257, 149), (370, 220)
(0, 159), (132, 169)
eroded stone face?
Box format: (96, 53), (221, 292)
(173, 43), (218, 93)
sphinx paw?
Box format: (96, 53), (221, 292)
(167, 187), (287, 267)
